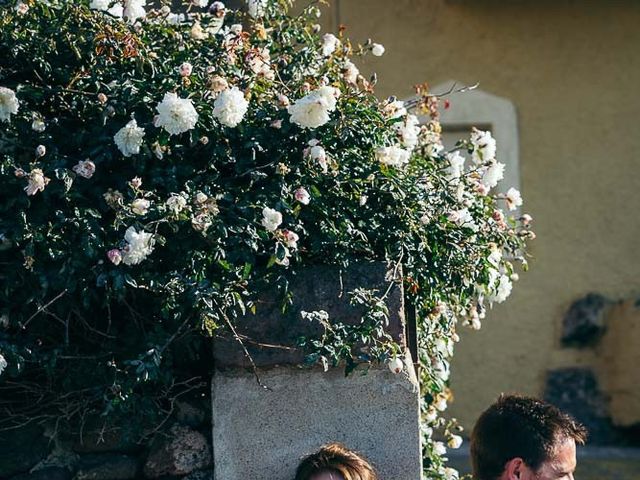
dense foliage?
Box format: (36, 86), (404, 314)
(0, 0), (532, 477)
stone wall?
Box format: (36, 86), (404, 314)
(0, 397), (213, 480)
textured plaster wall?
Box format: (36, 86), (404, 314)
(327, 0), (640, 431)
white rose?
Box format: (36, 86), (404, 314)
(375, 145), (410, 168)
(287, 86), (339, 129)
(195, 192), (208, 204)
(471, 128), (496, 164)
(24, 168), (49, 196)
(261, 207), (282, 232)
(342, 60), (359, 84)
(0, 87), (19, 123)
(246, 0), (267, 18)
(90, 0), (111, 11)
(294, 187), (310, 205)
(108, 3), (124, 18)
(166, 194), (187, 214)
(382, 99), (406, 119)
(395, 114), (420, 150)
(371, 43), (385, 56)
(443, 467), (460, 480)
(434, 395), (448, 412)
(490, 274), (513, 304)
(433, 441), (447, 456)
(482, 162), (505, 189)
(31, 118), (46, 132)
(446, 152), (465, 180)
(179, 62), (193, 77)
(122, 226), (154, 265)
(213, 87), (249, 127)
(321, 33), (339, 56)
(114, 119), (145, 157)
(15, 1), (29, 14)
(72, 160), (96, 179)
(123, 0), (146, 23)
(505, 187), (523, 211)
(448, 208), (479, 232)
(388, 357), (403, 374)
(131, 198), (150, 215)
(447, 435), (463, 449)
(307, 144), (328, 172)
(433, 358), (450, 381)
(282, 229), (299, 249)
(246, 47), (274, 79)
(190, 21), (208, 40)
(155, 92), (199, 135)
(166, 12), (186, 25)
(0, 353), (7, 375)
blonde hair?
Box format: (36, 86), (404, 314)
(294, 442), (378, 480)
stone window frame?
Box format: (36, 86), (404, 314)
(416, 81), (520, 197)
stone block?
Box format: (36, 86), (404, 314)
(183, 470), (214, 480)
(71, 422), (139, 454)
(596, 299), (640, 427)
(73, 454), (139, 480)
(0, 425), (51, 478)
(561, 293), (611, 347)
(212, 355), (422, 480)
(10, 467), (72, 480)
(143, 426), (212, 478)
(175, 400), (208, 428)
(214, 263), (406, 367)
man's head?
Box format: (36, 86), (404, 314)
(294, 442), (378, 480)
(470, 394), (587, 480)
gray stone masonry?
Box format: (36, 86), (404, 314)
(212, 355), (422, 480)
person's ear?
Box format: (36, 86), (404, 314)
(503, 457), (528, 480)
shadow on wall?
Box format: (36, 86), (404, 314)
(545, 295), (640, 446)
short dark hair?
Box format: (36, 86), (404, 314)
(294, 442), (378, 480)
(470, 394), (587, 480)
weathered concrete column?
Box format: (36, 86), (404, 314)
(212, 264), (423, 480)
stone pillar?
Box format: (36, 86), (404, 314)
(211, 264), (423, 480)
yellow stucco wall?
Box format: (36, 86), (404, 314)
(321, 0), (640, 432)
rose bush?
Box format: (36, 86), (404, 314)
(0, 1), (532, 477)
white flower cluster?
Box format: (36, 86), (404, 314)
(395, 114), (420, 150)
(24, 169), (50, 196)
(114, 119), (145, 156)
(245, 47), (275, 80)
(305, 139), (329, 173)
(321, 33), (339, 56)
(0, 353), (7, 376)
(470, 127), (497, 164)
(90, 0), (146, 23)
(261, 207), (282, 232)
(287, 86), (340, 129)
(376, 145), (410, 168)
(246, 0), (267, 18)
(121, 226), (154, 265)
(73, 160), (96, 179)
(0, 87), (19, 123)
(375, 100), (427, 170)
(154, 93), (199, 135)
(213, 87), (249, 127)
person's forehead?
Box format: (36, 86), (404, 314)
(547, 437), (577, 471)
(310, 472), (345, 480)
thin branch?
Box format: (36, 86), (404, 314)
(219, 308), (271, 391)
(22, 290), (68, 329)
